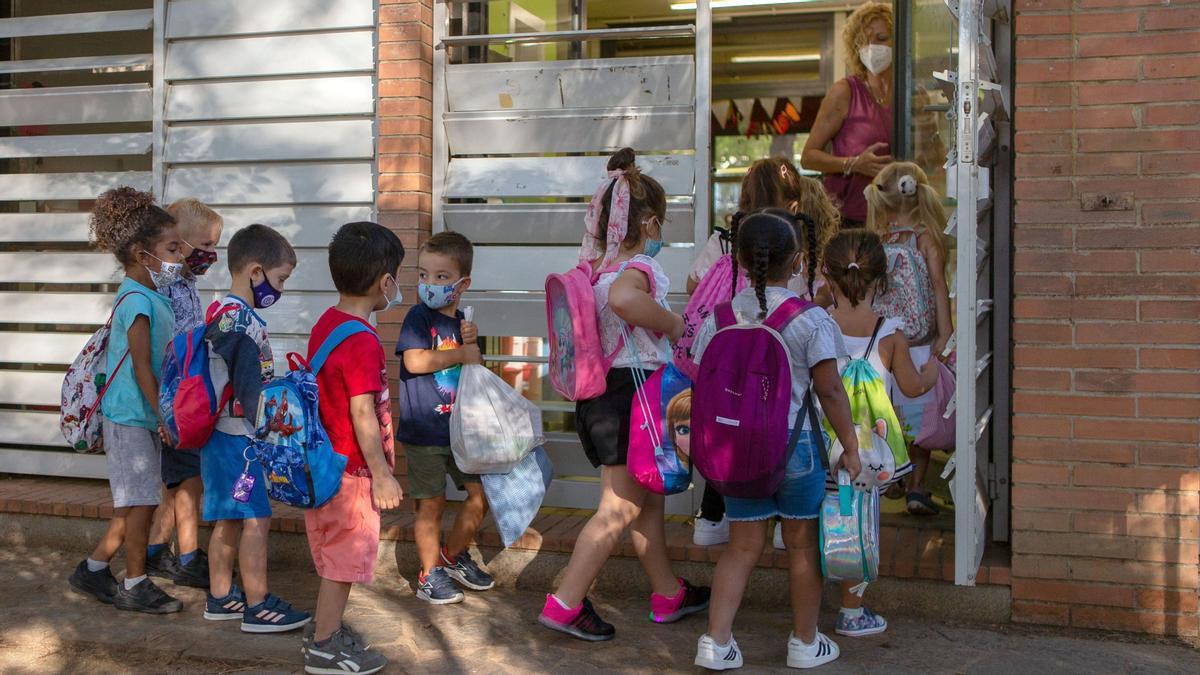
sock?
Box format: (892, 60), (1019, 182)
(86, 558), (109, 573)
(124, 575), (147, 590)
(147, 543), (167, 558)
(550, 593), (577, 611)
(840, 607), (864, 619)
(178, 550), (197, 566)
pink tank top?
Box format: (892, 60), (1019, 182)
(822, 76), (893, 223)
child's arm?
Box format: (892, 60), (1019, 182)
(209, 329), (266, 424)
(921, 235), (953, 357)
(609, 268), (685, 342)
(811, 359), (861, 479)
(350, 393), (402, 509)
(885, 333), (939, 398)
(126, 315), (160, 423)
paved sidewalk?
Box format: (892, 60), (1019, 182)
(1, 543), (1196, 674)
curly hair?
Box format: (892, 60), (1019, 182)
(865, 161), (948, 260)
(592, 147), (668, 255)
(89, 187), (176, 266)
(843, 1), (893, 80)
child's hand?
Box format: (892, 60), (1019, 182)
(460, 320), (479, 346)
(462, 344), (484, 365)
(837, 448), (862, 483)
(373, 474), (404, 510)
(158, 425), (169, 445)
(667, 313), (686, 344)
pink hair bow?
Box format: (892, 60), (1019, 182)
(580, 169), (630, 269)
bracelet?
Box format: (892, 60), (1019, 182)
(843, 154), (860, 177)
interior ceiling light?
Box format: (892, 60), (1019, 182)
(671, 0), (823, 10)
(731, 53), (821, 63)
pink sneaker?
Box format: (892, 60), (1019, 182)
(649, 578), (711, 623)
(538, 594), (615, 641)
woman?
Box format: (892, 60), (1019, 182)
(802, 1), (895, 227)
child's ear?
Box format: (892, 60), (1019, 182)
(458, 276), (472, 293)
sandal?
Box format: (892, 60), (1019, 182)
(906, 491), (940, 516)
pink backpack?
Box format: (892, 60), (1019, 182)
(672, 254), (748, 380)
(915, 359), (956, 450)
(691, 297), (815, 498)
(545, 259), (654, 401)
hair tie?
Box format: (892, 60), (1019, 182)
(897, 175), (918, 197)
(780, 164), (789, 178)
(847, 262), (861, 270)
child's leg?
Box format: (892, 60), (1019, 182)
(238, 516), (271, 606)
(706, 520), (769, 644)
(415, 497), (445, 575)
(445, 483), (487, 558)
(174, 476), (203, 555)
(314, 579), (353, 643)
(208, 519), (241, 598)
(148, 486), (175, 548)
(781, 518), (822, 643)
(554, 465), (647, 608)
(907, 443), (931, 494)
(630, 490), (685, 597)
(122, 505), (156, 578)
(90, 509), (130, 562)
(840, 580), (864, 610)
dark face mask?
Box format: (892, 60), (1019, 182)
(251, 274), (282, 309)
(184, 247), (218, 275)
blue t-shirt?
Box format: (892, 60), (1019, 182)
(395, 303), (464, 446)
(102, 277), (175, 430)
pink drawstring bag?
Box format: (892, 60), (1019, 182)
(671, 254), (747, 379)
(626, 362), (693, 495)
(915, 359), (956, 451)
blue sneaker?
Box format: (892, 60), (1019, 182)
(416, 567), (465, 605)
(204, 585), (247, 621)
(440, 547), (495, 591)
(835, 607), (888, 637)
(241, 593), (311, 633)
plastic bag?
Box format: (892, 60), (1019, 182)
(450, 364), (544, 474)
(480, 446), (554, 547)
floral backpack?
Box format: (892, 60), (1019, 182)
(59, 291), (146, 453)
(872, 226), (937, 346)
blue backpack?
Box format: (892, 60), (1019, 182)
(159, 304), (239, 450)
(250, 321), (373, 508)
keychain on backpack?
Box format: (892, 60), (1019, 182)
(231, 446), (257, 503)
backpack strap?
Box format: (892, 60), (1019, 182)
(783, 388), (829, 476)
(714, 302), (737, 330)
(763, 296), (816, 332)
(310, 320), (375, 375)
(863, 316), (886, 360)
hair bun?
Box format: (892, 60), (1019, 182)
(607, 147), (637, 172)
(897, 175), (918, 197)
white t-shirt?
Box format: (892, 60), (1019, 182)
(693, 286), (847, 429)
(689, 231), (822, 299)
(593, 254), (672, 370)
(836, 316), (903, 396)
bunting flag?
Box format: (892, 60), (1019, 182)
(770, 97), (802, 135)
(745, 97), (772, 137)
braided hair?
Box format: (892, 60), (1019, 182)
(793, 211), (819, 301)
(728, 210), (746, 301)
(735, 209), (801, 319)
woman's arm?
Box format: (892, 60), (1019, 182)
(885, 333), (938, 398)
(801, 80), (853, 174)
(609, 268), (685, 342)
(921, 235), (953, 357)
(126, 315), (160, 417)
(811, 359), (861, 479)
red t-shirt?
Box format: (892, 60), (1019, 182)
(307, 308), (395, 476)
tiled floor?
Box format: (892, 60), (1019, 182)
(0, 473), (1010, 585)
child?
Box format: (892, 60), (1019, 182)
(68, 187), (185, 613)
(145, 198), (224, 588)
(201, 224), (310, 633)
(396, 230), (494, 604)
(539, 147), (709, 642)
(822, 228), (939, 638)
(300, 221), (406, 674)
(692, 209), (861, 671)
(688, 158), (840, 547)
(865, 162), (952, 516)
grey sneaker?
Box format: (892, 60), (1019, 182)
(303, 627), (387, 675)
(303, 622), (370, 649)
(416, 567), (465, 605)
(113, 577), (183, 614)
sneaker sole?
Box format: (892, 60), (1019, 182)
(444, 568), (495, 591)
(537, 614), (614, 642)
(68, 578), (115, 605)
(836, 624), (887, 637)
(692, 534), (730, 547)
(113, 600), (184, 614)
(241, 616), (312, 633)
(203, 611), (245, 621)
(787, 650), (840, 669)
(652, 599), (710, 624)
(305, 664), (386, 675)
(694, 655), (743, 671)
(416, 589), (464, 605)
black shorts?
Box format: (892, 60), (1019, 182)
(161, 444), (201, 489)
(575, 368), (653, 468)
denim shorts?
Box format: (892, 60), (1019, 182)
(725, 429), (828, 522)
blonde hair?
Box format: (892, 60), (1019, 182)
(865, 162), (948, 259)
(667, 389), (692, 446)
(843, 2), (894, 80)
(166, 197), (222, 237)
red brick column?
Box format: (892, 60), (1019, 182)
(1011, 0), (1200, 636)
(377, 0), (434, 476)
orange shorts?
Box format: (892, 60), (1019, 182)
(304, 474), (380, 584)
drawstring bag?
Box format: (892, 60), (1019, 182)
(481, 446), (554, 547)
(450, 364), (544, 475)
(625, 356), (693, 496)
(915, 358), (956, 451)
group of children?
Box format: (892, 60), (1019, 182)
(66, 139), (951, 672)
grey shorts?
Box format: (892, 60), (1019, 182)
(103, 418), (163, 509)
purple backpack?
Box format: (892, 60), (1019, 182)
(672, 254), (748, 380)
(691, 296), (815, 498)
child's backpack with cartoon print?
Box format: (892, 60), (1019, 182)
(159, 302), (240, 450)
(249, 321), (369, 508)
(60, 291), (146, 453)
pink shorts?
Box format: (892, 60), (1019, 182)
(304, 474), (381, 584)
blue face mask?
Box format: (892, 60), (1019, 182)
(251, 274), (282, 309)
(643, 238), (664, 259)
(419, 278), (463, 310)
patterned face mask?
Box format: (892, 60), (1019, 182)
(143, 251), (184, 289)
(183, 241), (218, 275)
(252, 273), (282, 309)
(419, 278), (463, 310)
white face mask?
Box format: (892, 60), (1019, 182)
(383, 275), (404, 311)
(859, 44), (893, 75)
(143, 251), (184, 289)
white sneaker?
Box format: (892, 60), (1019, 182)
(695, 634), (743, 670)
(786, 632), (839, 669)
(693, 517), (730, 546)
(773, 521), (785, 550)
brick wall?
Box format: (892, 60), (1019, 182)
(378, 0), (434, 476)
(1011, 0), (1200, 636)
